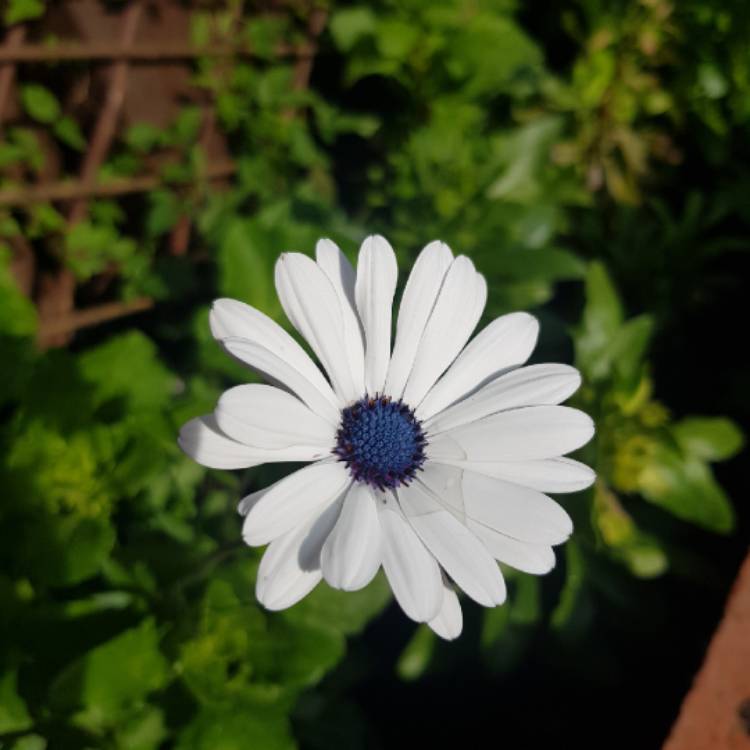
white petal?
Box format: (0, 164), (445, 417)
(417, 313), (539, 420)
(320, 483), (381, 591)
(462, 470), (573, 545)
(399, 483), (506, 607)
(209, 298), (334, 402)
(384, 240), (453, 399)
(468, 523), (556, 574)
(255, 502), (341, 611)
(179, 415), (325, 469)
(402, 257), (486, 408)
(242, 462), (350, 546)
(221, 337), (340, 424)
(440, 405), (595, 461)
(426, 364), (581, 434)
(378, 493), (442, 622)
(275, 253), (359, 402)
(355, 235), (398, 394)
(215, 384), (335, 449)
(316, 239), (366, 396)
(428, 581), (463, 640)
(447, 457), (595, 493)
(418, 462), (467, 520)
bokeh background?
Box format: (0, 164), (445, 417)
(1, 1), (748, 748)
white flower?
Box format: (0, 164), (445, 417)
(179, 236), (595, 639)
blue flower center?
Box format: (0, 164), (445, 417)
(334, 395), (427, 491)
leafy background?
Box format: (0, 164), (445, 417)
(1, 0), (748, 748)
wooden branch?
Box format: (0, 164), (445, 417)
(0, 41), (308, 64)
(0, 161), (236, 206)
(69, 1), (144, 225)
(37, 296), (154, 342)
(0, 26), (26, 128)
(39, 2), (142, 349)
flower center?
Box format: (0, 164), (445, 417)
(334, 395), (427, 491)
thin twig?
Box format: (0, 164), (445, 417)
(69, 1), (144, 224)
(37, 296), (154, 341)
(0, 25), (26, 129)
(0, 161), (235, 206)
(0, 41), (308, 63)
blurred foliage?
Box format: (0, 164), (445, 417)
(1, 0), (747, 747)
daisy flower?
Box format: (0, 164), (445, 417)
(179, 236), (595, 639)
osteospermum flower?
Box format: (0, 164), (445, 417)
(179, 236), (595, 639)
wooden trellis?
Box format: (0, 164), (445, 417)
(0, 0), (326, 347)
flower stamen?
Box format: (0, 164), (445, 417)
(333, 394), (427, 491)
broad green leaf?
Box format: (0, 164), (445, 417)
(282, 573), (391, 636)
(50, 618), (169, 730)
(0, 670), (32, 734)
(0, 245), (36, 337)
(113, 706), (167, 750)
(329, 7), (377, 51)
(29, 516), (116, 587)
(4, 0), (45, 24)
(375, 19), (419, 60)
(79, 331), (175, 413)
(672, 417), (744, 462)
(54, 117), (86, 151)
(217, 218), (280, 318)
(20, 84), (61, 125)
(176, 707), (295, 750)
(639, 444), (735, 533)
(576, 261), (625, 380)
(609, 314), (655, 390)
(182, 579), (345, 707)
(488, 117), (564, 202)
(126, 123), (164, 153)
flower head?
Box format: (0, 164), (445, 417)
(179, 236), (595, 639)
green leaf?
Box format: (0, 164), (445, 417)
(282, 573), (391, 636)
(78, 331), (174, 413)
(113, 706), (167, 750)
(126, 122), (164, 153)
(551, 542), (585, 629)
(396, 625), (436, 681)
(329, 7), (377, 51)
(30, 516), (116, 586)
(672, 417), (744, 462)
(176, 707), (295, 750)
(4, 0), (45, 24)
(0, 669), (33, 734)
(488, 117), (564, 202)
(0, 245), (36, 336)
(509, 575), (541, 625)
(54, 116), (86, 151)
(609, 314), (655, 389)
(576, 261), (625, 380)
(20, 84), (61, 125)
(640, 444), (735, 533)
(216, 218), (280, 318)
(375, 19), (419, 60)
(146, 190), (181, 237)
(50, 618), (169, 731)
(8, 735), (46, 750)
